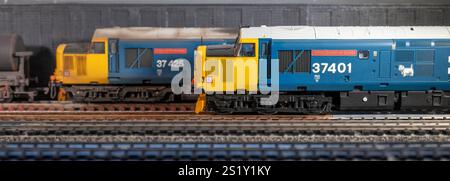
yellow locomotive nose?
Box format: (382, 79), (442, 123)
(193, 38), (259, 114)
(194, 46), (207, 114)
(195, 93), (206, 114)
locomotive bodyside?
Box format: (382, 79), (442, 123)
(273, 39), (450, 91)
(109, 39), (232, 85)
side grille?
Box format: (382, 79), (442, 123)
(415, 64), (433, 77)
(278, 50), (293, 72)
(278, 50), (311, 73)
(395, 50), (414, 62)
(296, 50), (311, 73)
(415, 50), (435, 77)
(416, 50), (434, 63)
(63, 56), (74, 71)
(76, 56), (87, 76)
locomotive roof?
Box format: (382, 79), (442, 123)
(241, 26), (450, 39)
(92, 27), (238, 40)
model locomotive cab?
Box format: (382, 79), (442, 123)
(195, 26), (450, 114)
(52, 38), (109, 101)
(53, 38), (109, 85)
(195, 37), (259, 93)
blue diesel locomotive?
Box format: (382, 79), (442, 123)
(195, 26), (450, 114)
(51, 27), (236, 102)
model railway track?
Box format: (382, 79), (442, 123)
(0, 114), (330, 121)
(0, 142), (449, 160)
(0, 103), (194, 113)
(1, 118), (450, 136)
(2, 113), (450, 121)
(2, 135), (450, 143)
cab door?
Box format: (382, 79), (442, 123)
(85, 39), (109, 84)
(108, 39), (119, 74)
(258, 38), (272, 86)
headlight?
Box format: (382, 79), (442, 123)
(205, 76), (213, 83)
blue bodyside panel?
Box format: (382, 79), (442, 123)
(108, 39), (233, 85)
(259, 39), (450, 92)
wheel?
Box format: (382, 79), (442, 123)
(0, 87), (13, 103)
(0, 97), (13, 103)
(216, 109), (234, 115)
(256, 105), (278, 115)
(306, 103), (332, 115)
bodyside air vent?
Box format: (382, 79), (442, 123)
(76, 56), (87, 76)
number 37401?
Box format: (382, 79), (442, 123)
(312, 63), (352, 74)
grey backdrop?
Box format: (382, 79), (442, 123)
(1, 1), (450, 86)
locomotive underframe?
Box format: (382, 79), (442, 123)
(206, 93), (333, 114)
(205, 90), (450, 114)
(62, 85), (175, 103)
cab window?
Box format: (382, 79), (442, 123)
(239, 43), (255, 57)
(63, 43), (90, 54)
(89, 42), (105, 54)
